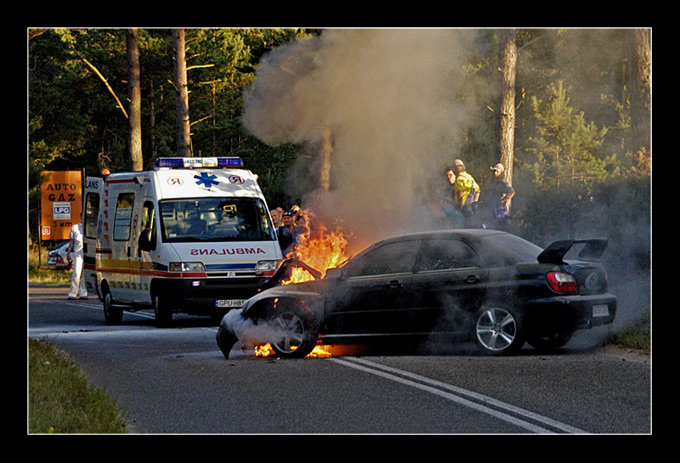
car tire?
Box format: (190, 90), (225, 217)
(474, 305), (525, 355)
(526, 330), (574, 352)
(268, 302), (318, 359)
(102, 285), (123, 325)
(153, 293), (173, 328)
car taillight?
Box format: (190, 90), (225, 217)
(547, 271), (579, 294)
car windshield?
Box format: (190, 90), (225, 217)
(159, 197), (275, 243)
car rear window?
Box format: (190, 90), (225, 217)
(482, 234), (542, 265)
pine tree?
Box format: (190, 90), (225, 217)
(527, 80), (612, 192)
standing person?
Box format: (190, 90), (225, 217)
(488, 162), (515, 230)
(66, 221), (87, 300)
(442, 167), (465, 228)
(270, 207), (283, 229)
(452, 159), (480, 220)
(279, 211), (301, 256)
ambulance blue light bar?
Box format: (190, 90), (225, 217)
(154, 157), (244, 169)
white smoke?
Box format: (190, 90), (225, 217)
(243, 29), (482, 247)
(221, 308), (288, 349)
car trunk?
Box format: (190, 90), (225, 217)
(563, 262), (609, 295)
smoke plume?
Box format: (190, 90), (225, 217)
(241, 29), (650, 346)
(243, 29), (482, 248)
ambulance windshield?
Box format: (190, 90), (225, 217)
(158, 197), (276, 242)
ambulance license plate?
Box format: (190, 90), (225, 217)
(216, 299), (247, 308)
(592, 304), (609, 317)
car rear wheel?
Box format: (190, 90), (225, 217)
(526, 330), (574, 352)
(474, 306), (525, 355)
(268, 304), (318, 359)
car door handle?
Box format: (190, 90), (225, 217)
(386, 280), (403, 288)
(465, 275), (480, 284)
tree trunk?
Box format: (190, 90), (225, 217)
(319, 127), (332, 192)
(126, 28), (143, 171)
(498, 29), (517, 188)
(149, 79), (158, 160)
(630, 28), (651, 155)
(172, 29), (192, 157)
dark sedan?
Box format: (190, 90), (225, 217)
(216, 229), (616, 357)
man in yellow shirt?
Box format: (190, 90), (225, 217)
(452, 159), (480, 217)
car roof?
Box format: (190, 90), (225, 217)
(365, 229), (542, 266)
(380, 228), (507, 244)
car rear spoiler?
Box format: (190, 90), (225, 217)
(537, 238), (608, 264)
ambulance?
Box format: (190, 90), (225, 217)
(82, 157), (283, 326)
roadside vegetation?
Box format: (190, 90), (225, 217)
(28, 243), (128, 433)
(607, 313), (651, 355)
(28, 338), (128, 433)
(28, 242), (70, 286)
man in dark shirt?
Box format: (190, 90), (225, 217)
(488, 163), (515, 231)
(277, 211), (301, 256)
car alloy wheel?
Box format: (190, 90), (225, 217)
(475, 306), (524, 355)
(271, 312), (306, 353)
(269, 307), (318, 358)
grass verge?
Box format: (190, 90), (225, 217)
(28, 338), (128, 434)
(608, 312), (651, 354)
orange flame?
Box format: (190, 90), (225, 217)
(254, 343), (333, 358)
(281, 210), (353, 285)
(253, 209), (355, 358)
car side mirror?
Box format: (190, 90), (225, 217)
(138, 228), (156, 252)
(325, 267), (343, 280)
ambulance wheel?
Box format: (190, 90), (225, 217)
(153, 293), (173, 327)
(102, 285), (123, 324)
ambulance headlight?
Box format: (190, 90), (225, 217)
(169, 262), (206, 272)
(256, 260), (278, 271)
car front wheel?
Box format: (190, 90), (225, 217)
(268, 303), (318, 359)
(474, 306), (525, 355)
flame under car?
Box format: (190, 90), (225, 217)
(216, 229), (616, 358)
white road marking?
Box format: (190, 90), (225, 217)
(329, 356), (586, 434)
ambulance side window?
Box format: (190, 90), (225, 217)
(84, 192), (99, 239)
(141, 201), (157, 247)
(113, 193), (135, 241)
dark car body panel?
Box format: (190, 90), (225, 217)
(230, 229), (616, 353)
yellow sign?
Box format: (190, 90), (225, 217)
(40, 171), (82, 241)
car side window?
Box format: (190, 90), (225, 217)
(416, 239), (479, 271)
(344, 240), (421, 277)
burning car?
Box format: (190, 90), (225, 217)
(216, 229), (616, 357)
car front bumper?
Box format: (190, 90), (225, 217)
(154, 276), (268, 315)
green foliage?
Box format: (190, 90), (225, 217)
(29, 28), (650, 244)
(29, 338), (128, 433)
(526, 80), (613, 191)
(28, 28), (309, 239)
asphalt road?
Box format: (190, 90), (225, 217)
(28, 285), (651, 434)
